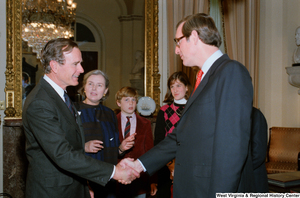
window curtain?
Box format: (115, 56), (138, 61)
(210, 0), (225, 53)
(222, 0), (260, 106)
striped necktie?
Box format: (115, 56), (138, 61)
(124, 116), (132, 138)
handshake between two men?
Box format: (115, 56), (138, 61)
(112, 158), (145, 184)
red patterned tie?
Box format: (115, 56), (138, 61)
(124, 116), (132, 138)
(193, 69), (204, 94)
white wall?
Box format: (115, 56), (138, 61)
(0, 0), (6, 192)
(259, 0), (300, 128)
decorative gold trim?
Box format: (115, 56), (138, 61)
(145, 0), (160, 115)
(5, 0), (22, 120)
(5, 0), (160, 119)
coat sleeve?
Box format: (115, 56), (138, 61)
(24, 99), (114, 186)
(143, 118), (158, 184)
(139, 125), (178, 175)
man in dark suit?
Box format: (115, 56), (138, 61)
(121, 13), (254, 197)
(251, 107), (269, 192)
(23, 38), (138, 198)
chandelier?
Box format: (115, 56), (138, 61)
(22, 0), (77, 59)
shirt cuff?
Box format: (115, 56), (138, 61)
(110, 165), (116, 180)
(137, 159), (146, 172)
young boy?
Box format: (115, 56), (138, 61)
(115, 87), (157, 198)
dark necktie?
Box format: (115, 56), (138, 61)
(64, 92), (74, 115)
(124, 116), (132, 138)
(193, 69), (204, 94)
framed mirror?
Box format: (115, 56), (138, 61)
(5, 0), (159, 122)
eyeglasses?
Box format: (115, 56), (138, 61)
(174, 35), (185, 46)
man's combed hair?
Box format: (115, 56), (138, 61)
(177, 13), (222, 48)
(40, 38), (78, 74)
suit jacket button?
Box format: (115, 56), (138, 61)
(177, 142), (180, 145)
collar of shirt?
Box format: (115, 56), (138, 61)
(174, 98), (187, 105)
(121, 112), (137, 137)
(44, 75), (65, 102)
(201, 50), (223, 79)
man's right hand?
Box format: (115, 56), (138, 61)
(117, 158), (144, 182)
(113, 158), (140, 184)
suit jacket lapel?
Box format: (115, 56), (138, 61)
(76, 112), (86, 148)
(40, 78), (82, 135)
(182, 54), (231, 117)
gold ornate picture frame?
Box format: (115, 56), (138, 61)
(5, 0), (22, 122)
(5, 0), (159, 122)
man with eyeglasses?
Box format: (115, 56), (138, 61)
(120, 13), (255, 197)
